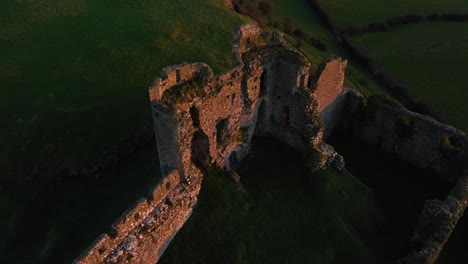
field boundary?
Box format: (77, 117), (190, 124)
(340, 13), (468, 37)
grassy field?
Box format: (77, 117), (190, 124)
(328, 133), (453, 263)
(1, 1), (386, 261)
(161, 135), (454, 263)
(1, 145), (161, 264)
(160, 138), (383, 264)
(0, 0), (247, 187)
(0, 0), (247, 261)
(350, 22), (468, 131)
(270, 0), (386, 96)
(317, 0), (468, 29)
(2, 0), (463, 262)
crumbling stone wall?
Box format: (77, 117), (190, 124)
(72, 21), (467, 264)
(343, 91), (467, 182)
(150, 24), (347, 175)
(335, 89), (468, 263)
(400, 171), (468, 264)
(312, 57), (348, 139)
(73, 170), (189, 264)
(73, 23), (348, 264)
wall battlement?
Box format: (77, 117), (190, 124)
(149, 24), (284, 105)
(149, 63), (214, 103)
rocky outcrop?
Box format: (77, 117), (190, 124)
(73, 23), (348, 264)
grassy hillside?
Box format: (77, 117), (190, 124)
(0, 0), (247, 188)
(329, 134), (453, 263)
(0, 0), (247, 261)
(269, 0), (386, 96)
(160, 139), (383, 264)
(1, 145), (161, 264)
(351, 22), (468, 131)
(2, 0), (463, 262)
(307, 0), (468, 131)
(317, 0), (468, 29)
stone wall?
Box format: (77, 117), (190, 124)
(149, 22), (347, 259)
(72, 20), (468, 263)
(149, 24), (347, 174)
(74, 23), (348, 264)
(312, 57), (348, 139)
(345, 92), (467, 182)
(400, 170), (468, 264)
(335, 90), (468, 263)
(71, 21), (468, 263)
(73, 170), (190, 264)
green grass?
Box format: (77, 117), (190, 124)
(1, 145), (162, 264)
(317, 0), (468, 29)
(0, 0), (248, 187)
(160, 138), (383, 264)
(350, 22), (468, 131)
(270, 0), (386, 96)
(2, 1), (461, 262)
(272, 0), (333, 45)
(328, 133), (453, 262)
(0, 0), (247, 261)
(160, 132), (456, 263)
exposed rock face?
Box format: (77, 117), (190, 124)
(73, 23), (348, 264)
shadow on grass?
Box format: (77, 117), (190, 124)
(0, 144), (161, 264)
(160, 137), (383, 264)
(328, 132), (453, 262)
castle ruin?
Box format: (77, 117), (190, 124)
(73, 24), (467, 264)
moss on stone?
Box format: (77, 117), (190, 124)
(161, 76), (211, 106)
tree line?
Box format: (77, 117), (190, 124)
(305, 0), (442, 116)
(341, 13), (468, 37)
(230, 0), (441, 117)
(232, 0), (328, 51)
(339, 34), (435, 116)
